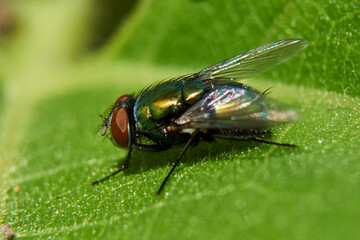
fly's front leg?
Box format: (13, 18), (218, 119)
(156, 130), (200, 196)
(92, 143), (171, 186)
(91, 147), (133, 186)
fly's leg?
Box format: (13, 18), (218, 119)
(91, 147), (133, 186)
(92, 143), (171, 186)
(156, 130), (200, 196)
(212, 134), (296, 148)
(133, 144), (171, 152)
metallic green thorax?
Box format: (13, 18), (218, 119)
(134, 80), (204, 143)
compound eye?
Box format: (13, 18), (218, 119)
(115, 94), (131, 105)
(110, 108), (130, 147)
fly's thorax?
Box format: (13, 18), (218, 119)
(134, 80), (204, 136)
(182, 81), (204, 105)
(150, 87), (183, 121)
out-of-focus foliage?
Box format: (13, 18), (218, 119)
(105, 0), (359, 97)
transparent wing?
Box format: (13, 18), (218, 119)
(195, 39), (308, 81)
(175, 85), (297, 130)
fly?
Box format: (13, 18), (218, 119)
(92, 39), (308, 195)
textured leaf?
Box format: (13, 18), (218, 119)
(1, 0), (359, 240)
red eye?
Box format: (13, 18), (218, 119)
(111, 108), (130, 147)
(115, 94), (131, 105)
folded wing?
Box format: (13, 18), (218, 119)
(175, 84), (297, 130)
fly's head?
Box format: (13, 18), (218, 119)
(100, 94), (135, 148)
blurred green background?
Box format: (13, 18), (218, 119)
(0, 0), (359, 239)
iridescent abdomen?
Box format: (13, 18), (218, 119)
(134, 80), (204, 142)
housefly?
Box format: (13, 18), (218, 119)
(92, 39), (308, 195)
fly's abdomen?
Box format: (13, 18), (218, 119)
(134, 80), (204, 135)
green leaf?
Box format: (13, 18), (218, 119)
(1, 0), (359, 239)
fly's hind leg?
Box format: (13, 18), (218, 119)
(212, 134), (296, 148)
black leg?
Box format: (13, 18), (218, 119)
(156, 131), (200, 196)
(212, 134), (296, 148)
(132, 143), (171, 152)
(91, 147), (133, 186)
